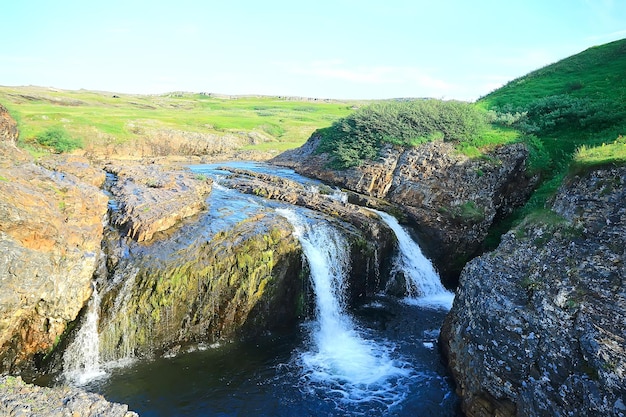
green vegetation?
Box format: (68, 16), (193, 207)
(438, 201), (486, 224)
(315, 99), (507, 168)
(569, 136), (626, 175)
(480, 38), (626, 166)
(477, 38), (626, 236)
(0, 86), (355, 155)
(35, 126), (83, 153)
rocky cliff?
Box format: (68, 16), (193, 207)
(0, 105), (109, 373)
(441, 166), (626, 417)
(272, 136), (536, 284)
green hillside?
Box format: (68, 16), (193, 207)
(477, 38), (626, 246)
(0, 86), (356, 157)
(480, 38), (626, 160)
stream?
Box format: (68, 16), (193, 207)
(60, 162), (460, 416)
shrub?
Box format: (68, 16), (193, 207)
(517, 95), (625, 135)
(317, 100), (487, 168)
(36, 126), (83, 153)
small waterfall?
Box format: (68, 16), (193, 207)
(277, 208), (412, 411)
(62, 284), (106, 385)
(373, 210), (454, 309)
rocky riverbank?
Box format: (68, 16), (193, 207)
(441, 166), (626, 417)
(272, 135), (536, 285)
(0, 376), (137, 417)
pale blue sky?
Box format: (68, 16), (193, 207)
(2, 0), (625, 100)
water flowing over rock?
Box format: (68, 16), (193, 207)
(0, 376), (137, 417)
(0, 105), (109, 373)
(215, 166), (397, 300)
(441, 166), (626, 417)
(97, 212), (303, 361)
(272, 136), (536, 284)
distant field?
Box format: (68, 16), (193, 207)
(0, 86), (359, 157)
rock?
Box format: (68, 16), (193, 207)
(216, 166), (397, 300)
(273, 137), (536, 284)
(441, 166), (626, 417)
(106, 164), (212, 242)
(0, 106), (109, 373)
(39, 154), (106, 188)
(0, 376), (137, 416)
(96, 213), (304, 360)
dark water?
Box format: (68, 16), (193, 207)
(85, 298), (459, 417)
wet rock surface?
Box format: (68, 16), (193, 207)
(105, 164), (213, 242)
(97, 213), (304, 360)
(441, 166), (626, 417)
(272, 137), (536, 283)
(0, 376), (137, 417)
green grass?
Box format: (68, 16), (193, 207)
(315, 99), (518, 169)
(570, 136), (626, 175)
(475, 38), (626, 250)
(0, 86), (357, 155)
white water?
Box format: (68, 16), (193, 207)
(62, 284), (106, 385)
(276, 208), (413, 410)
(373, 210), (455, 310)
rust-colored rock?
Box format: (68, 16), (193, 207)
(0, 105), (109, 373)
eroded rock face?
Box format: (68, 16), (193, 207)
(441, 166), (626, 417)
(106, 164), (212, 242)
(0, 106), (109, 373)
(273, 137), (536, 283)
(217, 166), (397, 300)
(97, 213), (303, 360)
(0, 375), (137, 417)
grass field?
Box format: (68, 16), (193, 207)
(0, 86), (358, 156)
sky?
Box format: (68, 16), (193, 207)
(2, 0), (626, 101)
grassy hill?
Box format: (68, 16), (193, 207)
(0, 86), (356, 158)
(479, 38), (626, 165)
(477, 38), (626, 246)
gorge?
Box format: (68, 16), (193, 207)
(1, 62), (625, 417)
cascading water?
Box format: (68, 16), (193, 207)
(373, 210), (455, 310)
(62, 284), (106, 385)
(276, 208), (413, 412)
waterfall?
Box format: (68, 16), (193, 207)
(373, 210), (454, 310)
(276, 208), (412, 411)
(62, 283), (106, 385)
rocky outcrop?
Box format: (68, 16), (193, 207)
(106, 164), (212, 242)
(273, 137), (536, 284)
(96, 212), (304, 360)
(0, 106), (109, 373)
(441, 166), (626, 417)
(0, 376), (137, 416)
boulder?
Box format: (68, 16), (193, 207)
(0, 376), (137, 417)
(97, 213), (304, 360)
(105, 164), (212, 242)
(441, 166), (626, 417)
